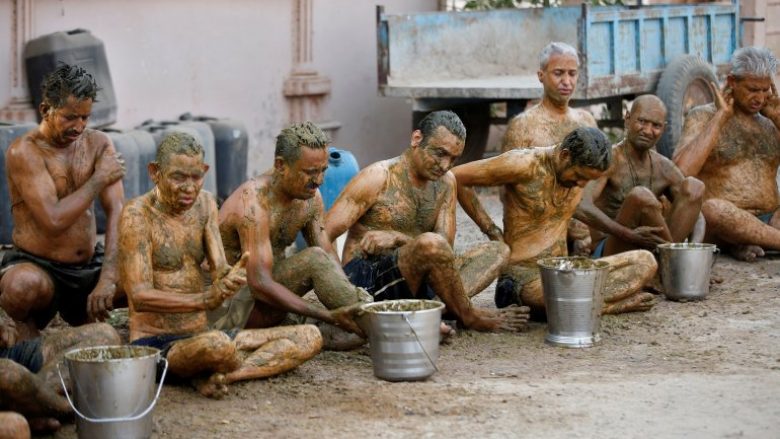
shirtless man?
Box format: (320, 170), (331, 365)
(502, 42), (597, 254)
(0, 64), (125, 342)
(454, 127), (657, 316)
(120, 132), (322, 399)
(577, 95), (705, 257)
(1, 308), (119, 436)
(326, 111), (529, 332)
(674, 46), (780, 261)
(218, 122), (370, 347)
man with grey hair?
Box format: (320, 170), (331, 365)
(502, 42), (598, 255)
(674, 46), (780, 261)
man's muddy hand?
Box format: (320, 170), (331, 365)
(94, 150), (126, 186)
(0, 308), (18, 347)
(760, 81), (780, 123)
(627, 226), (667, 249)
(205, 253), (248, 308)
(485, 225), (505, 243)
(709, 81), (734, 118)
(359, 231), (407, 255)
(466, 305), (530, 332)
(87, 281), (116, 321)
(329, 303), (366, 337)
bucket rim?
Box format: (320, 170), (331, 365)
(64, 345), (160, 363)
(537, 256), (609, 271)
(360, 299), (445, 314)
(656, 242), (717, 251)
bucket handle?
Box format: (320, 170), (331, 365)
(57, 357), (168, 424)
(401, 314), (439, 373)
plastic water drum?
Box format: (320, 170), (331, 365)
(179, 113), (248, 201)
(0, 122), (37, 244)
(94, 129), (155, 233)
(24, 29), (117, 128)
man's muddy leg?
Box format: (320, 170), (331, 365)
(37, 323), (120, 387)
(166, 331), (241, 399)
(604, 186), (672, 256)
(0, 264), (55, 342)
(599, 250), (656, 314)
(666, 177), (705, 242)
(223, 324), (322, 383)
(703, 198), (780, 260)
(399, 233), (528, 332)
(0, 412), (30, 439)
(454, 241), (509, 298)
(0, 359), (70, 423)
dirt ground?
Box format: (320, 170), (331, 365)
(47, 193), (779, 439)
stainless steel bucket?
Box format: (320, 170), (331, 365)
(359, 299), (444, 381)
(657, 243), (718, 301)
(58, 345), (168, 439)
(538, 257), (609, 348)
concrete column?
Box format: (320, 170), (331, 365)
(0, 0), (37, 122)
(742, 0), (767, 47)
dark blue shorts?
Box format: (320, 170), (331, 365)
(757, 212), (773, 224)
(0, 338), (44, 373)
(343, 251), (435, 301)
(592, 238), (607, 259)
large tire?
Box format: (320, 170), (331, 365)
(412, 103), (491, 164)
(656, 55), (717, 158)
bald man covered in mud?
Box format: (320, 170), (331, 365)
(577, 95), (705, 257)
(454, 127), (657, 316)
(674, 47), (780, 261)
(1, 314), (119, 437)
(218, 122), (370, 347)
(502, 41), (597, 254)
(120, 132), (322, 399)
(0, 64), (125, 344)
(326, 111), (529, 332)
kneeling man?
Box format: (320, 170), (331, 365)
(577, 95), (705, 257)
(453, 127), (657, 316)
(120, 133), (322, 399)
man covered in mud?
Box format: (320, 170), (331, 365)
(218, 122), (371, 347)
(325, 111), (529, 332)
(674, 46), (780, 261)
(120, 132), (322, 399)
(0, 64), (125, 342)
(577, 95), (705, 257)
(1, 309), (119, 436)
(453, 127), (657, 316)
(502, 41), (597, 254)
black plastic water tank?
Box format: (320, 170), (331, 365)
(180, 113), (248, 201)
(24, 29), (117, 128)
(0, 122), (38, 244)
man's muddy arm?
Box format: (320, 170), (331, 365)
(203, 193), (232, 280)
(456, 184), (502, 241)
(87, 177), (124, 320)
(6, 138), (122, 234)
(574, 176), (632, 240)
(325, 164), (386, 243)
(304, 193), (340, 261)
(673, 86), (732, 176)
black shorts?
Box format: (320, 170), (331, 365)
(0, 338), (44, 373)
(343, 251), (435, 302)
(0, 245), (103, 328)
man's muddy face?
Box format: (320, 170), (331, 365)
(625, 102), (666, 151)
(558, 164), (603, 189)
(153, 153), (208, 213)
(729, 75), (773, 115)
(411, 126), (465, 181)
(280, 146), (328, 200)
(43, 95), (92, 146)
(538, 53), (579, 106)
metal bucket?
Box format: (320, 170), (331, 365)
(657, 243), (718, 301)
(359, 299), (444, 382)
(538, 257), (609, 348)
(58, 345), (168, 439)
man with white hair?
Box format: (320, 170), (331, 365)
(674, 46), (780, 261)
(498, 42), (597, 256)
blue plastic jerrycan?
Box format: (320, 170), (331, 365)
(295, 147), (359, 249)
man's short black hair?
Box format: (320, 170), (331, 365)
(560, 127), (612, 171)
(417, 110), (466, 146)
(41, 63), (99, 109)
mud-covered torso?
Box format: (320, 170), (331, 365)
(8, 129), (103, 263)
(503, 105), (597, 151)
(503, 149), (582, 266)
(220, 177), (319, 265)
(691, 104), (780, 213)
(343, 158), (452, 262)
(596, 148), (674, 219)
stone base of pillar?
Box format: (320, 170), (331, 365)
(0, 99), (37, 123)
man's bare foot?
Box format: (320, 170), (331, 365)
(602, 292), (655, 314)
(467, 305), (531, 332)
(193, 373), (228, 399)
(731, 245), (765, 262)
(439, 322), (456, 344)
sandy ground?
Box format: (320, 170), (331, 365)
(46, 193), (780, 439)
